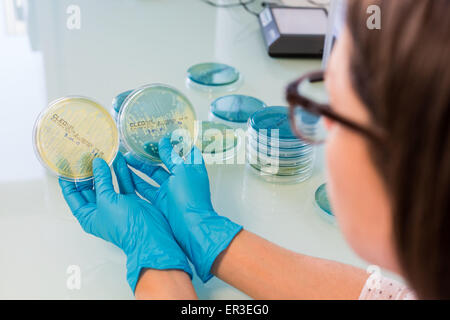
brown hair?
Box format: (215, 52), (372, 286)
(346, 0), (450, 299)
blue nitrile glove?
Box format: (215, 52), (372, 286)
(112, 89), (133, 114)
(59, 153), (193, 292)
(124, 138), (243, 283)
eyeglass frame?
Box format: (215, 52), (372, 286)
(285, 70), (385, 144)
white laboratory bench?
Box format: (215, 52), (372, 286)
(0, 0), (369, 299)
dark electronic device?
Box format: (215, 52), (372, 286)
(258, 6), (328, 58)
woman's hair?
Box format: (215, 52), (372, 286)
(346, 0), (450, 299)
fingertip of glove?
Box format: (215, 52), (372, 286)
(158, 137), (173, 157)
(93, 157), (107, 172)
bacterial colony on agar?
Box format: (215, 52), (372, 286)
(33, 97), (119, 181)
(118, 84), (197, 163)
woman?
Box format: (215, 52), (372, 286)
(60, 0), (449, 299)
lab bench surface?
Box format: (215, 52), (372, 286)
(0, 0), (367, 299)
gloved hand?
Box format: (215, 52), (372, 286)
(125, 138), (243, 282)
(112, 89), (133, 114)
(59, 152), (193, 292)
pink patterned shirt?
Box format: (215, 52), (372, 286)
(359, 273), (417, 300)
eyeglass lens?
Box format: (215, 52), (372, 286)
(291, 78), (329, 143)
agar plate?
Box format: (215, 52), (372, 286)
(210, 95), (266, 124)
(33, 96), (119, 181)
(197, 121), (239, 155)
(247, 137), (313, 158)
(187, 63), (240, 87)
(315, 183), (336, 224)
(118, 84), (197, 163)
(248, 106), (297, 139)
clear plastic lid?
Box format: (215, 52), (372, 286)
(247, 164), (314, 184)
(118, 84), (197, 163)
(247, 156), (314, 177)
(187, 62), (240, 87)
(33, 96), (119, 181)
(246, 143), (315, 168)
(211, 94), (266, 123)
(247, 137), (313, 158)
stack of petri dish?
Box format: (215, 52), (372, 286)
(246, 106), (315, 184)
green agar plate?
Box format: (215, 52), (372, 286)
(249, 106), (297, 139)
(197, 121), (238, 154)
(33, 96), (119, 181)
(187, 63), (240, 87)
(211, 95), (266, 123)
(118, 84), (197, 163)
(315, 183), (334, 217)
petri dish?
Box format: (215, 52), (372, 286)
(246, 163), (314, 184)
(247, 137), (313, 158)
(248, 159), (314, 177)
(247, 106), (314, 149)
(210, 95), (266, 124)
(247, 128), (310, 149)
(33, 96), (119, 181)
(118, 84), (197, 163)
(197, 121), (239, 155)
(112, 89), (134, 154)
(246, 144), (314, 167)
(315, 183), (333, 215)
(248, 106), (298, 139)
(315, 183), (336, 224)
(247, 154), (314, 171)
(187, 63), (240, 87)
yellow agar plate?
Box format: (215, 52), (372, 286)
(34, 97), (119, 181)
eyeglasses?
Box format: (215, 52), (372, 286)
(285, 70), (385, 144)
